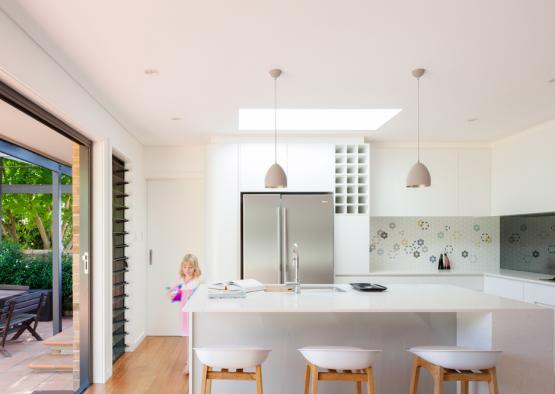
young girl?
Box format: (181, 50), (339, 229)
(168, 253), (201, 373)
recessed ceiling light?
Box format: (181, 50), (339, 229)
(467, 118), (479, 122)
(144, 69), (160, 76)
(238, 109), (402, 131)
(171, 117), (181, 121)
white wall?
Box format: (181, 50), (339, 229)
(370, 143), (491, 216)
(0, 11), (147, 383)
(144, 145), (205, 179)
(492, 119), (555, 215)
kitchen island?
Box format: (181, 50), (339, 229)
(185, 284), (553, 394)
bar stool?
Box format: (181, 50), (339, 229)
(299, 346), (381, 394)
(408, 346), (502, 394)
(194, 347), (271, 394)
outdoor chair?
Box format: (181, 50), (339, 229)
(0, 292), (46, 357)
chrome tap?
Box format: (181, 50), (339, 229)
(289, 243), (301, 293)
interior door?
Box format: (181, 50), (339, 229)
(281, 194), (334, 284)
(242, 194), (281, 283)
(147, 178), (205, 336)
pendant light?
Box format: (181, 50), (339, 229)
(406, 68), (432, 188)
(265, 68), (288, 188)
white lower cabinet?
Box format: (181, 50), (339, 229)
(483, 276), (524, 301)
(524, 283), (555, 374)
(523, 283), (555, 341)
(484, 275), (555, 374)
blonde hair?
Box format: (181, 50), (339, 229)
(180, 254), (202, 280)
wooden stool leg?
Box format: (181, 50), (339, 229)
(200, 365), (209, 394)
(310, 364), (319, 394)
(356, 381), (362, 394)
(206, 377), (212, 394)
(256, 364), (263, 394)
(460, 381), (469, 394)
(432, 365), (444, 394)
(365, 367), (374, 394)
(304, 364), (311, 394)
(409, 358), (421, 394)
(487, 367), (499, 394)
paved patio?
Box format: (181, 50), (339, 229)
(0, 318), (73, 394)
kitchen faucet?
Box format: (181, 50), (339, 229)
(288, 243), (301, 294)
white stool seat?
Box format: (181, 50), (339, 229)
(299, 346), (381, 370)
(194, 347), (271, 369)
(409, 346), (502, 370)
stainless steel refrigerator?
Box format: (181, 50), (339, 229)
(241, 193), (334, 284)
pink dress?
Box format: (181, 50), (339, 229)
(180, 277), (200, 336)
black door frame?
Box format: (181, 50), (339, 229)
(0, 79), (93, 392)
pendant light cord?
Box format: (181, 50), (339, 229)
(274, 76), (278, 164)
(417, 76), (420, 163)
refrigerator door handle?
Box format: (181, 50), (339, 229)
(281, 207), (288, 284)
(277, 207), (282, 284)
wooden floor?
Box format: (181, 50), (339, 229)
(86, 337), (188, 394)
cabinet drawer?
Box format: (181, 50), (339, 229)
(523, 282), (555, 307)
(523, 282), (555, 342)
(483, 276), (524, 301)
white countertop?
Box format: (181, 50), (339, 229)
(485, 269), (555, 286)
(185, 284), (545, 313)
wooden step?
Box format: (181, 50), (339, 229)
(43, 330), (73, 354)
(28, 354), (73, 372)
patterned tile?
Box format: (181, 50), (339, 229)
(501, 214), (555, 274)
(370, 217), (500, 272)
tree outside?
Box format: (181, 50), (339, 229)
(0, 157), (73, 312)
(1, 158), (72, 250)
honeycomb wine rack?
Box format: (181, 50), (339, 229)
(334, 144), (369, 214)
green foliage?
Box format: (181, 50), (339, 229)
(1, 158), (72, 250)
(0, 241), (73, 311)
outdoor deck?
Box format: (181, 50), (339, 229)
(0, 317), (73, 393)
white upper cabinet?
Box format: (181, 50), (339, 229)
(458, 148), (491, 216)
(287, 143), (335, 192)
(370, 145), (491, 216)
(238, 143), (288, 192)
(238, 143), (334, 192)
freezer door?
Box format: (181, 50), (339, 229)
(242, 194), (282, 283)
(281, 194), (334, 284)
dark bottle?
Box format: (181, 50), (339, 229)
(444, 253), (451, 270)
(438, 254), (444, 270)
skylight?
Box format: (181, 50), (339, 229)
(238, 109), (402, 131)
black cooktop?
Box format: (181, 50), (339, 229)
(350, 283), (388, 292)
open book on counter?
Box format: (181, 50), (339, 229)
(207, 279), (265, 299)
(208, 279), (265, 292)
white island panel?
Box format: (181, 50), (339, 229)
(185, 285), (553, 394)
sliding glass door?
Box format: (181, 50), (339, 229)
(0, 80), (92, 392)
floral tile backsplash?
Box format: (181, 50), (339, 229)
(370, 217), (500, 272)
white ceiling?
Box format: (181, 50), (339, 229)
(1, 0), (555, 145)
